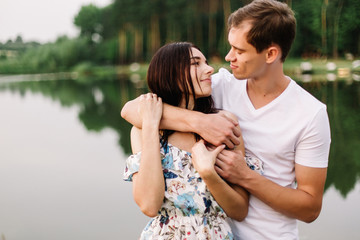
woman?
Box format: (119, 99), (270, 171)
(123, 42), (262, 239)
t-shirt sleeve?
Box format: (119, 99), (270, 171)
(295, 106), (331, 168)
(211, 68), (231, 109)
(123, 152), (142, 182)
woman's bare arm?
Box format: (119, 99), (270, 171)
(192, 140), (249, 221)
(191, 111), (249, 221)
(130, 94), (165, 217)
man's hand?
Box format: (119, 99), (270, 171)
(214, 148), (249, 184)
(194, 113), (242, 149)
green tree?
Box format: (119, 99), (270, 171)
(292, 0), (323, 58)
(74, 4), (102, 41)
(336, 0), (360, 57)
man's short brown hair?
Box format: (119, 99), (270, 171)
(228, 0), (296, 62)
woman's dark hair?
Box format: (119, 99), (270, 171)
(146, 42), (217, 143)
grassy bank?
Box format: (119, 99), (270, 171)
(1, 58), (358, 83)
(118, 58), (359, 81)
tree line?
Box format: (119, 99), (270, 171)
(0, 0), (359, 73)
(74, 0), (360, 63)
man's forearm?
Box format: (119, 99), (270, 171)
(121, 98), (143, 128)
(240, 168), (326, 223)
(121, 98), (200, 132)
(161, 103), (202, 132)
(122, 97), (241, 147)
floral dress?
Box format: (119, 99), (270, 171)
(123, 141), (264, 240)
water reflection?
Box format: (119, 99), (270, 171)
(0, 77), (145, 156)
(293, 74), (360, 197)
(0, 91), (148, 240)
(0, 72), (359, 198)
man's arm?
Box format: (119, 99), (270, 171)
(121, 96), (242, 148)
(215, 150), (327, 223)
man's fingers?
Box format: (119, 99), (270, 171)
(214, 165), (225, 176)
(221, 113), (239, 126)
(221, 128), (240, 147)
(221, 114), (241, 144)
(228, 134), (241, 146)
(223, 137), (241, 149)
(213, 144), (226, 156)
(216, 151), (225, 161)
(215, 157), (226, 169)
(216, 149), (233, 163)
(233, 127), (242, 138)
(223, 138), (235, 149)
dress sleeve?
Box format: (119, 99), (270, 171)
(123, 152), (142, 182)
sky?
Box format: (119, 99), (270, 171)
(0, 0), (112, 44)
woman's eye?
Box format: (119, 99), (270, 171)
(191, 62), (200, 65)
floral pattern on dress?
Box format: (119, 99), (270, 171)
(123, 141), (264, 240)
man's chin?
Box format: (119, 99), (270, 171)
(232, 72), (247, 80)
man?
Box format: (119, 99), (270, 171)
(121, 0), (331, 239)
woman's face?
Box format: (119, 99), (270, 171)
(189, 47), (214, 99)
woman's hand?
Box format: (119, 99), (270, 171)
(138, 93), (163, 128)
(191, 139), (225, 178)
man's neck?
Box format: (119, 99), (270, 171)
(246, 67), (289, 109)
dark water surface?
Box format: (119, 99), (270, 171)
(0, 74), (359, 239)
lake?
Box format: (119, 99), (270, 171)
(0, 71), (359, 240)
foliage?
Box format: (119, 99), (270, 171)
(291, 0), (323, 57)
(74, 4), (103, 40)
(0, 37), (90, 74)
(337, 0), (360, 55)
(1, 0), (359, 73)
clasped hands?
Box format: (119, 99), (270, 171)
(191, 139), (248, 185)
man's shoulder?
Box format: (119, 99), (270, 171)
(289, 79), (326, 109)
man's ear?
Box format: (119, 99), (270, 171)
(265, 45), (280, 63)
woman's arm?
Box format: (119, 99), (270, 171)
(130, 94), (165, 217)
(192, 140), (249, 221)
(191, 111), (249, 221)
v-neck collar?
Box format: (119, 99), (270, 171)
(243, 77), (293, 113)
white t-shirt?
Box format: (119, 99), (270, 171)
(211, 68), (331, 240)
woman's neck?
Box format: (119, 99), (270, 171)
(179, 97), (194, 110)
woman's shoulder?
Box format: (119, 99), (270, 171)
(166, 132), (196, 154)
(217, 110), (238, 122)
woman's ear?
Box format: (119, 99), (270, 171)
(265, 45), (280, 63)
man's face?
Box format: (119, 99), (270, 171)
(225, 21), (267, 80)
